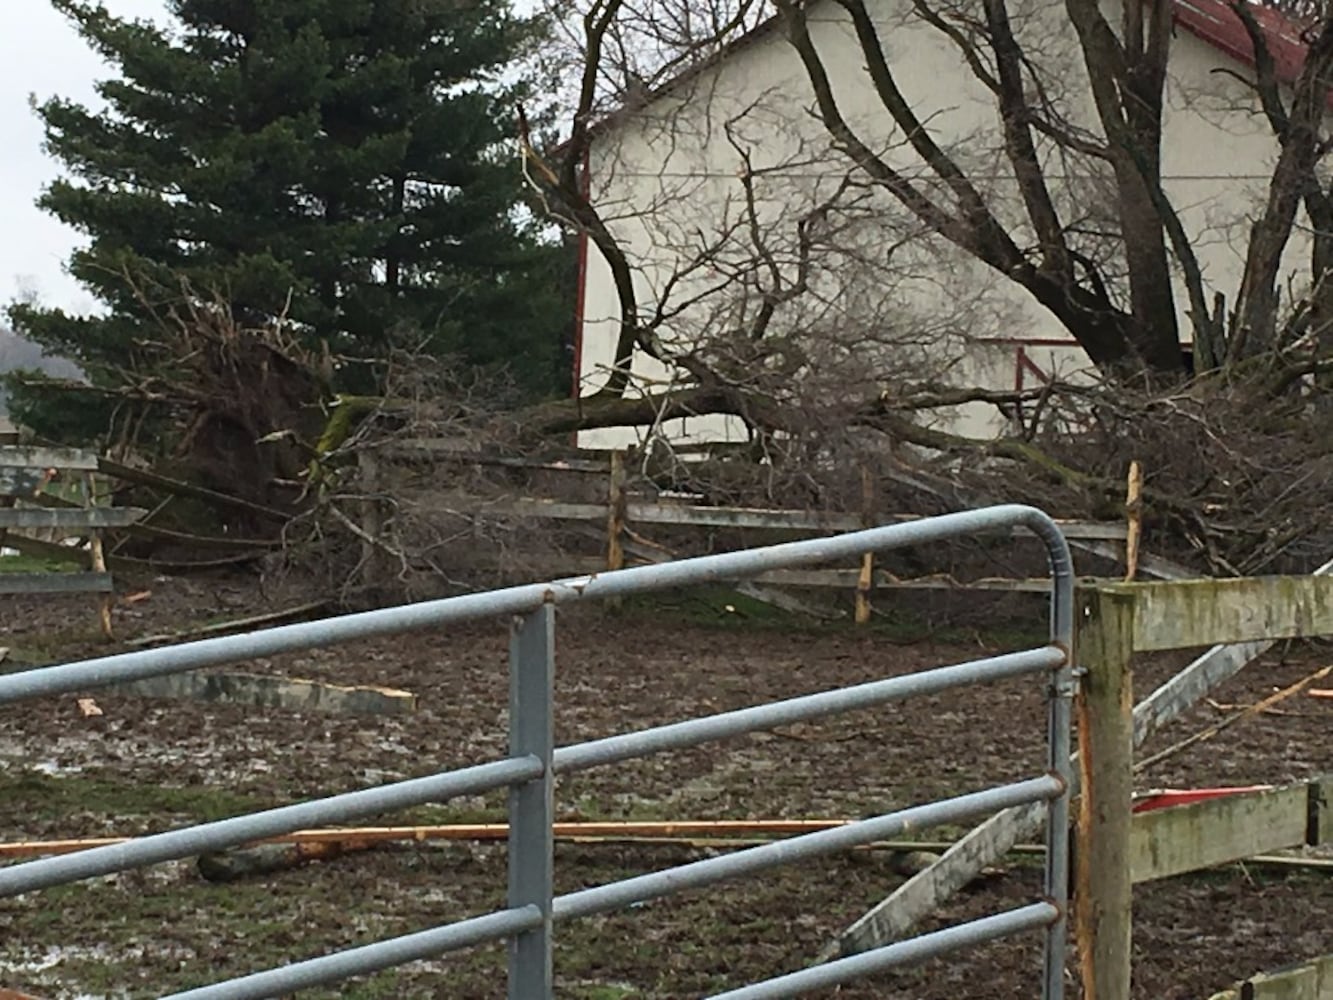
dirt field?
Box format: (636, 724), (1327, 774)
(1, 573), (1330, 999)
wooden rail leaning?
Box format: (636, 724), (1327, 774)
(375, 442), (1140, 615)
(473, 495), (1130, 538)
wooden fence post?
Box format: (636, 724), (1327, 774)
(855, 464), (876, 625)
(357, 450), (389, 591)
(606, 450), (627, 573)
(605, 450), (628, 611)
(84, 471), (113, 639)
(1124, 461), (1143, 582)
(1075, 586), (1136, 1000)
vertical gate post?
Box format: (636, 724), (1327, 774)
(1041, 560), (1076, 999)
(1074, 587), (1135, 1000)
(508, 604), (556, 999)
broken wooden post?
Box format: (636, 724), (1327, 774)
(605, 449), (627, 611)
(606, 449), (627, 572)
(855, 464), (875, 625)
(1123, 460), (1143, 582)
(1075, 586), (1135, 1000)
(84, 471), (113, 639)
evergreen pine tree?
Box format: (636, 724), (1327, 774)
(9, 0), (569, 435)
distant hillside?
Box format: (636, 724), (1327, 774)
(0, 327), (84, 415)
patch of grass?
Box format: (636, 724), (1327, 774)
(559, 793), (681, 823)
(0, 552), (82, 573)
(0, 625), (110, 669)
(396, 801), (508, 826)
(0, 769), (271, 824)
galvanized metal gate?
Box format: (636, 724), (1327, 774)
(0, 504), (1075, 999)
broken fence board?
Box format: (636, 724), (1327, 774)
(0, 507), (145, 529)
(111, 671), (416, 716)
(0, 446), (98, 471)
(816, 798), (1047, 962)
(1112, 576), (1333, 651)
(1129, 784), (1311, 884)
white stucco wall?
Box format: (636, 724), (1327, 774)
(575, 0), (1308, 449)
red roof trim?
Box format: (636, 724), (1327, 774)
(1172, 0), (1316, 89)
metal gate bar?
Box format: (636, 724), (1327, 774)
(0, 503), (1075, 1000)
(0, 646), (1060, 898)
(0, 505), (1070, 705)
(709, 902), (1060, 1000)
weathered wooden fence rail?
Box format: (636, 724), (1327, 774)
(0, 445), (144, 635)
(380, 441), (1134, 610)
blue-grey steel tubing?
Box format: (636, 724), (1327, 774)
(0, 504), (1072, 705)
(1038, 506), (1074, 1000)
(0, 649), (1060, 899)
(706, 902), (1060, 1000)
(156, 905), (544, 1000)
(552, 776), (1064, 921)
(0, 755), (542, 898)
(553, 646), (1065, 775)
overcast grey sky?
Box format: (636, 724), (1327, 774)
(1, 1), (169, 320)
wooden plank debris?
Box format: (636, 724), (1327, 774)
(1135, 666), (1331, 774)
(111, 670), (416, 716)
(124, 601), (332, 647)
(5, 821), (1329, 864)
(815, 799), (1048, 963)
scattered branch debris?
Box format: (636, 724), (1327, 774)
(1134, 665), (1332, 774)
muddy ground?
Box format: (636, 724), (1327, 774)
(0, 572), (1330, 999)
